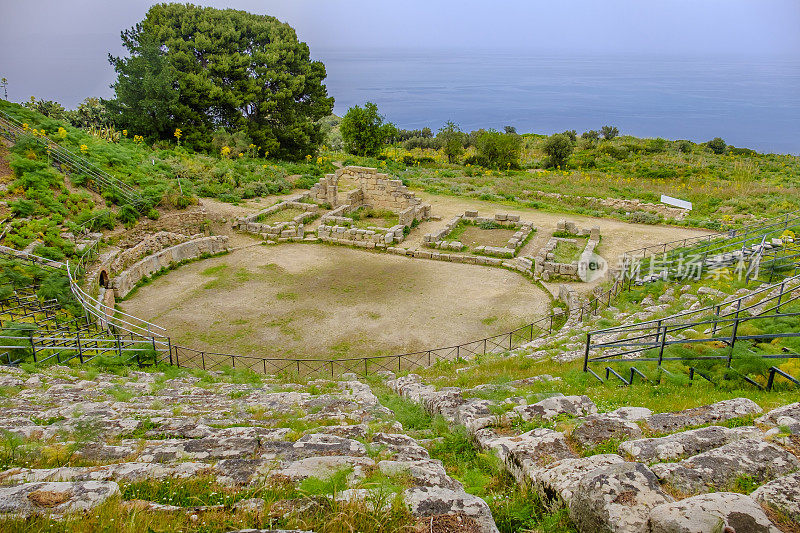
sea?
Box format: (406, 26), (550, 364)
(314, 48), (800, 155)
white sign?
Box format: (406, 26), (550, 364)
(660, 195), (692, 210)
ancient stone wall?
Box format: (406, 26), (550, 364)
(424, 211), (534, 258)
(536, 220), (601, 281)
(309, 166), (430, 225)
(235, 197), (318, 241)
(111, 235), (229, 298)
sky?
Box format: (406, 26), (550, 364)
(0, 0), (798, 118)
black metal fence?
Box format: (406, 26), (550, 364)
(583, 274), (800, 390)
(0, 111), (146, 210)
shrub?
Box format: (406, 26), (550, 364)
(542, 133), (574, 169)
(707, 137), (727, 155)
(474, 130), (522, 169)
(340, 102), (395, 157)
(600, 125), (619, 139)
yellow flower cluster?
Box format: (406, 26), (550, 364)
(57, 127), (67, 140)
(221, 146), (231, 158)
(80, 144), (88, 154)
(174, 128), (182, 140)
(122, 129), (128, 137)
(133, 135), (144, 144)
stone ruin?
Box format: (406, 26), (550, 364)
(424, 211), (535, 258)
(312, 166), (431, 247)
(235, 196), (320, 241)
(536, 220), (601, 281)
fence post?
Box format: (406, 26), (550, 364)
(168, 338), (173, 366)
(76, 330), (83, 364)
(776, 281), (786, 313)
(657, 324), (667, 367)
(728, 316), (740, 368)
(201, 351), (206, 370)
(364, 358), (368, 377)
(30, 332), (37, 363)
(583, 333), (591, 372)
(712, 306), (720, 336)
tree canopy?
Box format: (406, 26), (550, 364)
(108, 4), (334, 159)
(340, 102), (396, 157)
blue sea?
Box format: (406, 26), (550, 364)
(314, 48), (800, 155)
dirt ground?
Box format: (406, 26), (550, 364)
(455, 226), (517, 248)
(120, 245), (550, 360)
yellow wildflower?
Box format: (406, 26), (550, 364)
(80, 144), (88, 153)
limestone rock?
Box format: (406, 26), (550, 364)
(571, 414), (642, 448)
(534, 454), (625, 506)
(757, 402), (800, 426)
(511, 395), (597, 422)
(618, 425), (761, 464)
(0, 481), (120, 516)
(751, 471), (800, 521)
(403, 486), (499, 533)
(651, 438), (800, 494)
(475, 428), (576, 485)
(643, 398), (762, 433)
(647, 492), (779, 533)
(272, 456), (375, 483)
(569, 462), (673, 533)
(378, 459), (461, 490)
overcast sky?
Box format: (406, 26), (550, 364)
(0, 0), (798, 108)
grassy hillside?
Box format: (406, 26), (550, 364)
(2, 98), (799, 263)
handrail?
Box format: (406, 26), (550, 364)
(0, 110), (146, 210)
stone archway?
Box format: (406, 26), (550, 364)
(98, 270), (110, 289)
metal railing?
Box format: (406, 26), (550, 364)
(583, 274), (800, 389)
(0, 110), (146, 210)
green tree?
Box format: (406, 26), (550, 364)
(543, 133), (574, 168)
(474, 130), (522, 169)
(22, 97), (66, 120)
(107, 34), (179, 141)
(437, 121), (466, 163)
(67, 97), (112, 129)
(581, 130), (600, 147)
(707, 137), (727, 155)
(340, 102), (395, 157)
(600, 125), (619, 140)
(108, 4), (333, 158)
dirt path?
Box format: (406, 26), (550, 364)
(120, 245), (550, 361)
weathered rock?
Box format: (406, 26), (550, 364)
(570, 462), (673, 533)
(571, 415), (643, 448)
(291, 434), (366, 457)
(651, 438), (800, 493)
(370, 432), (429, 461)
(534, 454), (625, 506)
(1, 462), (214, 484)
(422, 388), (466, 422)
(272, 456), (375, 483)
(456, 399), (497, 432)
(403, 486), (499, 533)
(647, 492), (779, 533)
(138, 436), (259, 462)
(619, 425), (761, 463)
(751, 471), (800, 521)
(474, 428), (576, 485)
(757, 402), (800, 426)
(511, 395), (597, 422)
(643, 398), (762, 433)
(0, 481), (120, 516)
(378, 459), (461, 490)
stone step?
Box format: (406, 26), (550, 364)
(642, 398), (762, 433)
(647, 492), (779, 533)
(650, 438), (800, 494)
(618, 425), (762, 464)
(751, 471), (800, 522)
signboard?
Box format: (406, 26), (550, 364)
(660, 195), (692, 210)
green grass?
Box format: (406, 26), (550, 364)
(552, 239), (586, 264)
(345, 207), (399, 229)
(256, 207), (307, 224)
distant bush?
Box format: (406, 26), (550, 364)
(474, 130), (522, 169)
(598, 144), (629, 160)
(403, 136), (439, 150)
(542, 133), (574, 169)
(627, 211), (661, 225)
(600, 125), (619, 140)
(676, 140), (693, 154)
(707, 137), (727, 155)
